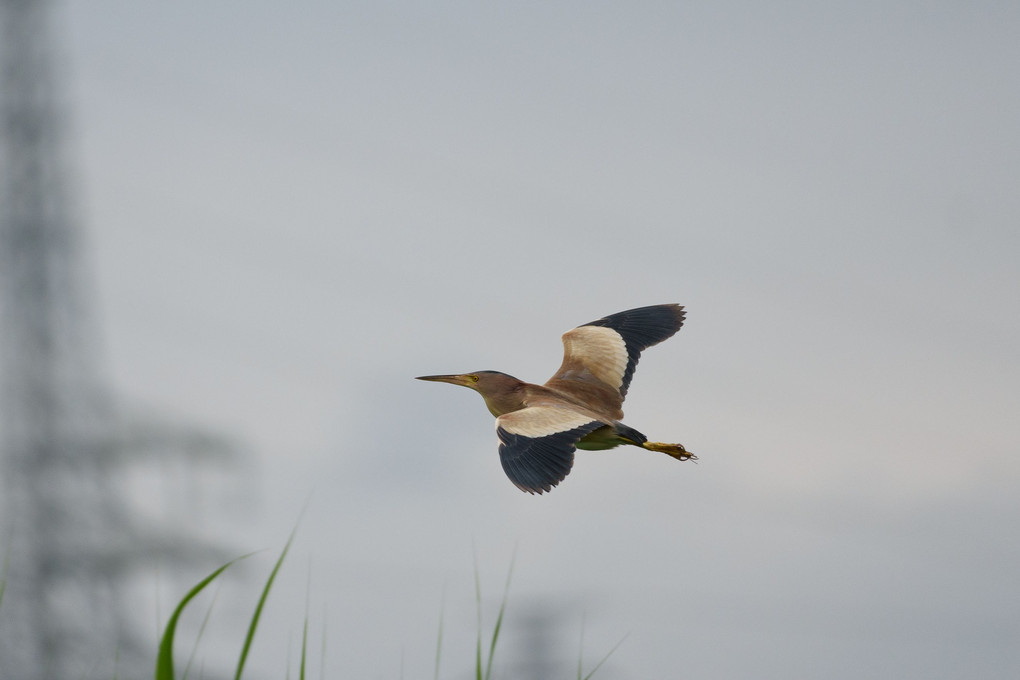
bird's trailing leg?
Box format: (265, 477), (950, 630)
(582, 424), (698, 462)
(642, 441), (697, 461)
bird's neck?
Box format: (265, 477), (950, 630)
(479, 379), (529, 417)
(481, 381), (562, 418)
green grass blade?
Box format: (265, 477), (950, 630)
(155, 557), (246, 680)
(299, 616), (309, 680)
(183, 583), (221, 680)
(234, 526), (298, 680)
(299, 561), (311, 680)
(581, 631), (630, 680)
(483, 553), (515, 680)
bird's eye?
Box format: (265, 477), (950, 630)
(468, 374), (479, 383)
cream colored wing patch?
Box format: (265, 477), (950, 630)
(496, 405), (599, 438)
(559, 326), (629, 391)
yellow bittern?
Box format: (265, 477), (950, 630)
(417, 304), (695, 494)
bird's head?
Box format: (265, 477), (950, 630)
(415, 370), (525, 417)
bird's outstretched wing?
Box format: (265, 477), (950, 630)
(545, 304), (686, 419)
(496, 406), (604, 494)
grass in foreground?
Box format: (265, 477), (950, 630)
(155, 526), (296, 680)
(474, 550), (514, 680)
(156, 539), (625, 679)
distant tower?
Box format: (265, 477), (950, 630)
(0, 1), (239, 678)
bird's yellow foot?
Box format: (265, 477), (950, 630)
(642, 441), (697, 461)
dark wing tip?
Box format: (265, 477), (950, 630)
(497, 422), (601, 494)
(580, 304), (685, 398)
(582, 304), (685, 350)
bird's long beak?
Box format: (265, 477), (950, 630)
(415, 373), (475, 387)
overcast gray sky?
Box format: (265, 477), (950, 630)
(52, 1), (1020, 677)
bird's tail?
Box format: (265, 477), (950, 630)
(642, 441), (697, 461)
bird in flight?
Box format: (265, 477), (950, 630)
(417, 304), (695, 494)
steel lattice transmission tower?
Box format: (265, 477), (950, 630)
(0, 2), (242, 678)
